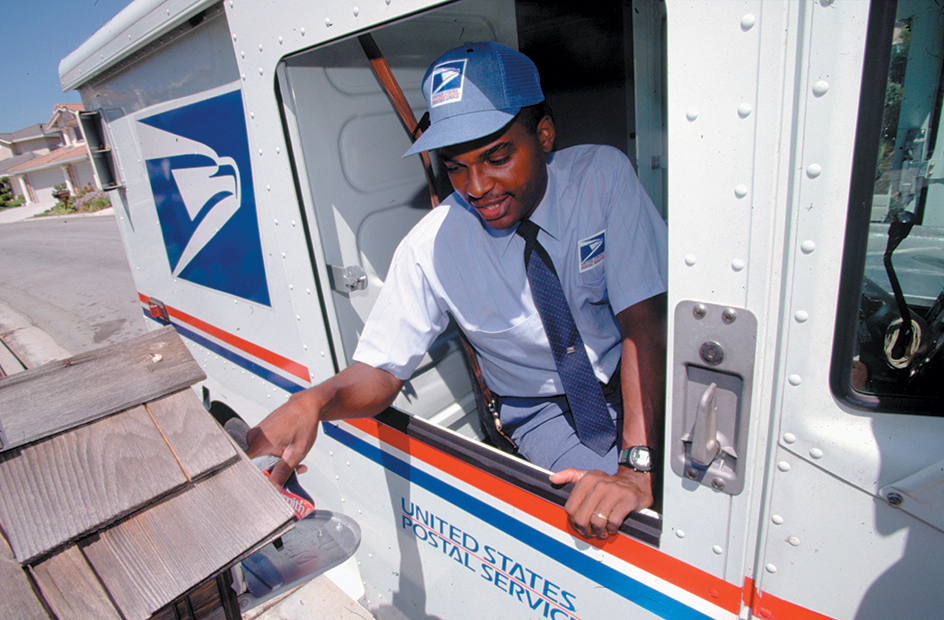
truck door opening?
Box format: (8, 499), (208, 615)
(276, 0), (667, 541)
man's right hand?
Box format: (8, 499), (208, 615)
(246, 362), (405, 489)
(247, 389), (323, 488)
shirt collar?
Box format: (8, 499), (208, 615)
(530, 165), (560, 240)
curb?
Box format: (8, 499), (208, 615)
(29, 206), (116, 222)
(0, 205), (115, 225)
(0, 301), (71, 376)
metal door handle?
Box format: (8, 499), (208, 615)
(691, 382), (720, 467)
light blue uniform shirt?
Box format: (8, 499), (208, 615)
(353, 144), (667, 399)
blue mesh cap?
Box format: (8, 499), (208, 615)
(403, 41), (544, 157)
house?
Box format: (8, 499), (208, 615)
(0, 124), (59, 201)
(0, 123), (59, 169)
(1, 104), (100, 205)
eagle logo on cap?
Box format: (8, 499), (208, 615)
(430, 59), (467, 107)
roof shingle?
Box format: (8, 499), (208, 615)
(7, 145), (88, 174)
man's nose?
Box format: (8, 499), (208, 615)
(467, 166), (493, 201)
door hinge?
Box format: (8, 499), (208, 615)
(329, 264), (368, 294)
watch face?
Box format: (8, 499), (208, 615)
(632, 447), (652, 470)
(629, 448), (652, 471)
(620, 446), (654, 472)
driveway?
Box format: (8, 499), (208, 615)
(0, 200), (58, 224)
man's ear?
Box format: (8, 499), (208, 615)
(537, 115), (556, 154)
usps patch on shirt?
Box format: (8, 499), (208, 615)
(578, 230), (606, 272)
(430, 59), (467, 107)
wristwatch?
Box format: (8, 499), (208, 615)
(619, 446), (656, 473)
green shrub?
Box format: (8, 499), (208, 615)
(0, 177), (24, 209)
(40, 184), (111, 217)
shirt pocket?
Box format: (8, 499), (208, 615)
(471, 311), (552, 368)
(574, 266), (609, 307)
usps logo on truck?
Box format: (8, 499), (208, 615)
(138, 89), (270, 306)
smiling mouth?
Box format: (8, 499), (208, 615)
(472, 195), (511, 220)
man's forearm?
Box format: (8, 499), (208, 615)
(616, 294), (667, 453)
(310, 361), (405, 423)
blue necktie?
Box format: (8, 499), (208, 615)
(516, 220), (616, 456)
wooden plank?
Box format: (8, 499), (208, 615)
(0, 326), (205, 453)
(30, 545), (123, 620)
(149, 601), (184, 620)
(0, 405), (188, 563)
(82, 456), (294, 620)
(215, 570), (243, 620)
(145, 390), (236, 480)
(0, 527), (50, 620)
(151, 576), (233, 620)
(188, 576), (230, 620)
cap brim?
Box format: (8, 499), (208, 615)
(402, 109), (518, 158)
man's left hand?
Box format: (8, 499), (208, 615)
(549, 466), (653, 540)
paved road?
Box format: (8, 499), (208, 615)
(0, 213), (148, 359)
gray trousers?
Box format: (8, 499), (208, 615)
(497, 369), (623, 474)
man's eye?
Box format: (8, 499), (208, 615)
(488, 156), (510, 166)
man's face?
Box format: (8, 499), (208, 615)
(440, 116), (555, 230)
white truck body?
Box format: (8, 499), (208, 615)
(61, 1), (944, 618)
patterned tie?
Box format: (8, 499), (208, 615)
(516, 220), (616, 456)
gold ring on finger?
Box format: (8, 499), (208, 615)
(593, 512), (608, 521)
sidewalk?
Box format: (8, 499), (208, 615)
(0, 200), (57, 224)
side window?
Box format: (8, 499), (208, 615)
(833, 0), (944, 413)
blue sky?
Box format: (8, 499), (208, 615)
(1, 0), (132, 132)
